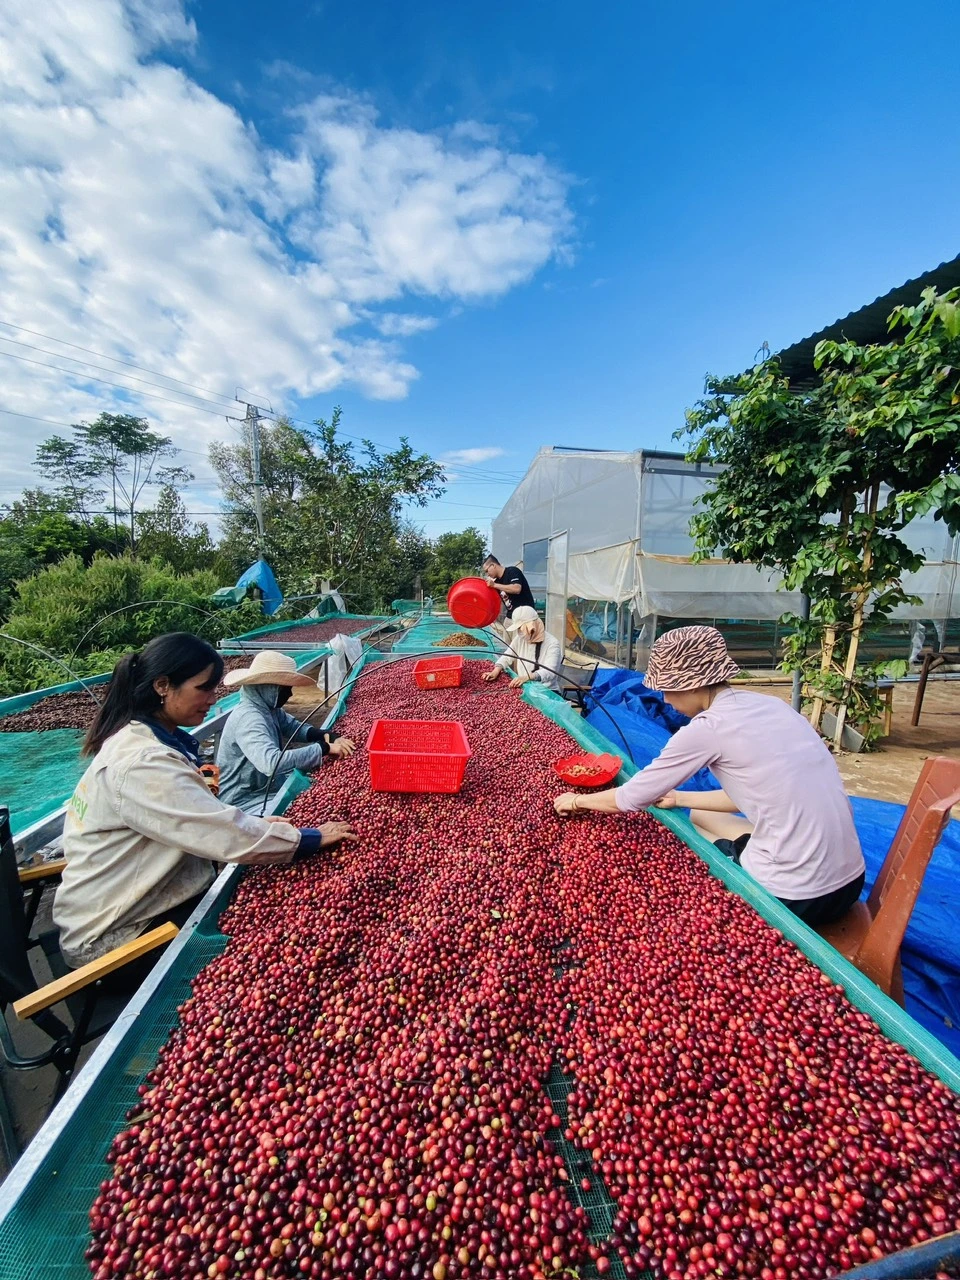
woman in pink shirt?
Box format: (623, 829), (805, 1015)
(554, 626), (865, 926)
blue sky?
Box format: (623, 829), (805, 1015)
(3, 1), (959, 548)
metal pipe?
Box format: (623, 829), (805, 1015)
(791, 594), (810, 713)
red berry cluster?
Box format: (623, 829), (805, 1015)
(86, 661), (960, 1280)
(255, 619), (379, 645)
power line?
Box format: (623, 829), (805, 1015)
(0, 336), (238, 413)
(0, 319), (239, 408)
(0, 349), (246, 420)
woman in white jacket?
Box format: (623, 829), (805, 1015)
(481, 605), (563, 692)
(54, 633), (356, 974)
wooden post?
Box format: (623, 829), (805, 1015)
(809, 625), (837, 735)
(832, 483), (881, 750)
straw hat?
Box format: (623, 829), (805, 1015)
(643, 625), (740, 692)
(505, 605), (542, 632)
(222, 651), (318, 689)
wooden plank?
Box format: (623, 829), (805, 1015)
(13, 922), (178, 1020)
(18, 858), (67, 884)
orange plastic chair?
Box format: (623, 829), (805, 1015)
(817, 756), (960, 1005)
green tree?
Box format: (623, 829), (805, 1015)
(36, 413), (191, 554)
(424, 527), (487, 597)
(210, 408), (445, 610)
(136, 485), (216, 573)
(0, 490), (119, 620)
(0, 553), (264, 694)
(682, 286), (960, 746)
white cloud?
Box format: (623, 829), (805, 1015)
(440, 447), (507, 466)
(374, 313), (440, 338)
(0, 0), (573, 493)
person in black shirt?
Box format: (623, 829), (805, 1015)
(482, 554), (536, 619)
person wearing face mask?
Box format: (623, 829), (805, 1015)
(481, 605), (563, 692)
(216, 651), (356, 812)
(54, 634), (357, 975)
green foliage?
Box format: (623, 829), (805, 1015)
(210, 408), (444, 612)
(424, 527), (487, 597)
(0, 490), (120, 621)
(0, 554), (264, 695)
(36, 412), (191, 553)
(683, 287), (960, 746)
(135, 485), (216, 573)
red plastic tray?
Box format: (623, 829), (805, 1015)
(551, 752), (622, 788)
(412, 655), (464, 690)
(366, 719), (472, 794)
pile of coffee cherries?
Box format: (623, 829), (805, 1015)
(87, 659), (960, 1279)
(259, 619), (379, 645)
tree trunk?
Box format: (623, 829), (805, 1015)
(808, 625), (838, 735)
(832, 483), (881, 749)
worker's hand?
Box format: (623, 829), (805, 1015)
(328, 737), (356, 758)
(319, 821), (359, 848)
(484, 575), (499, 589)
(481, 667), (501, 682)
(554, 793), (580, 817)
(509, 673), (530, 689)
(653, 790), (679, 809)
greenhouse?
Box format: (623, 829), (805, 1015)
(492, 445), (960, 666)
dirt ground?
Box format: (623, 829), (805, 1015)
(749, 678), (960, 805)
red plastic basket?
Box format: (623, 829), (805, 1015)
(366, 719), (472, 794)
(552, 752), (622, 788)
(412, 655), (464, 690)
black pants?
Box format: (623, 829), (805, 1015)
(714, 834), (866, 927)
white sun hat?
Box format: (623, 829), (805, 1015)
(222, 651), (318, 689)
(505, 605), (542, 632)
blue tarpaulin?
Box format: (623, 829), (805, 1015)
(584, 670), (960, 1058)
(235, 559), (283, 616)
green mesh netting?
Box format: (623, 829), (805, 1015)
(0, 729), (87, 833)
(521, 681), (960, 1094)
(391, 617), (501, 653)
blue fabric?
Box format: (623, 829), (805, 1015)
(235, 559), (283, 615)
(585, 670), (960, 1058)
(143, 718), (201, 767)
(295, 828), (323, 858)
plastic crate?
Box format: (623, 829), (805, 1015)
(412, 655), (464, 689)
(366, 719), (472, 793)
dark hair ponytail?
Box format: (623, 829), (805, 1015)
(83, 632), (223, 756)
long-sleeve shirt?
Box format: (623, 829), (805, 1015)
(614, 687), (864, 900)
(54, 720), (302, 967)
(216, 684), (328, 811)
(494, 630), (563, 691)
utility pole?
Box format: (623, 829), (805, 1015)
(244, 402), (265, 549)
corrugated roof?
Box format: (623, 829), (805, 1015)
(776, 253), (960, 385)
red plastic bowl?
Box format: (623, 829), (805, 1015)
(552, 752), (623, 788)
(447, 577), (502, 629)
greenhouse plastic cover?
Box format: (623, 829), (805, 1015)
(584, 669), (960, 1059)
(493, 447), (960, 620)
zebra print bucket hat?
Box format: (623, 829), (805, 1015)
(643, 625), (740, 692)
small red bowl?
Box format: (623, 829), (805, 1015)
(552, 752), (623, 788)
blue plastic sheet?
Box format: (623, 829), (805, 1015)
(235, 559), (283, 616)
(585, 671), (960, 1058)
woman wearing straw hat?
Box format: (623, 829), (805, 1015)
(481, 605), (563, 692)
(554, 625), (865, 926)
(216, 652), (356, 812)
